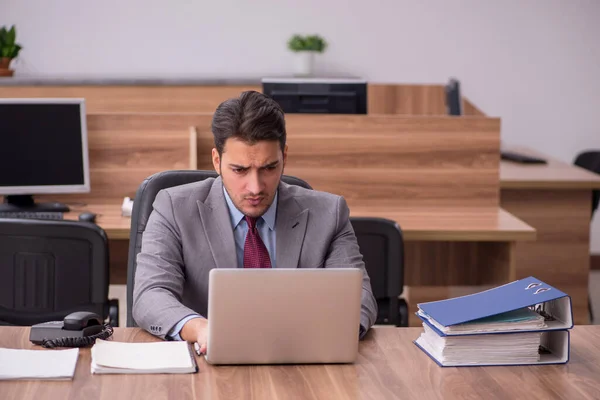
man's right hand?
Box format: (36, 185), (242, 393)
(180, 317), (209, 354)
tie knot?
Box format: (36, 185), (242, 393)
(245, 216), (258, 230)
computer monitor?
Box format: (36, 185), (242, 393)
(445, 78), (463, 116)
(0, 98), (90, 212)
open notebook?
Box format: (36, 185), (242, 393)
(91, 340), (198, 374)
(0, 348), (79, 380)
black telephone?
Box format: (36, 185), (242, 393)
(29, 311), (113, 348)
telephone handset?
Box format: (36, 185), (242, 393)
(29, 311), (114, 348)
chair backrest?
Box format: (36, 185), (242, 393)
(126, 170), (312, 327)
(0, 219), (109, 326)
(574, 150), (600, 216)
(350, 217), (405, 325)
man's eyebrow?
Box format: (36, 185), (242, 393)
(229, 164), (249, 169)
(261, 161), (279, 168)
(228, 161), (278, 169)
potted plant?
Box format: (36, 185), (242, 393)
(0, 25), (23, 77)
(287, 34), (327, 76)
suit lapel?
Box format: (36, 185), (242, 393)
(275, 183), (309, 269)
(197, 177), (238, 269)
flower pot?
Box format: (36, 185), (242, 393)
(293, 51), (315, 76)
(0, 57), (14, 77)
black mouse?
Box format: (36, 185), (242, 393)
(78, 212), (97, 223)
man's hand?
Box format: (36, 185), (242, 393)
(180, 317), (208, 354)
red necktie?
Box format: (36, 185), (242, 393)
(243, 216), (272, 268)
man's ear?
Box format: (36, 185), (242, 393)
(282, 144), (288, 168)
(212, 148), (221, 175)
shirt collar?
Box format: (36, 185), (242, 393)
(223, 187), (278, 231)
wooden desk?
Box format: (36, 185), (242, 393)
(501, 148), (600, 189)
(66, 203), (535, 243)
(351, 206), (535, 242)
(500, 148), (600, 325)
(63, 203), (132, 239)
(64, 202), (535, 324)
(1, 326), (599, 400)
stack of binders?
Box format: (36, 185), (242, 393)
(414, 276), (573, 367)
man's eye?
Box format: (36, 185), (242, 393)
(233, 168), (246, 174)
(265, 165), (277, 171)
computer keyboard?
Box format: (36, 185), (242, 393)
(501, 151), (547, 164)
(0, 211), (64, 220)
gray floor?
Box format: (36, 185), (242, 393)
(109, 270), (600, 328)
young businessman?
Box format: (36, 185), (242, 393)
(132, 91), (377, 353)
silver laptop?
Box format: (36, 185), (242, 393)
(205, 268), (362, 365)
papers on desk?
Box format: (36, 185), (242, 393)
(414, 276), (573, 367)
(0, 347), (79, 380)
(417, 307), (547, 335)
(418, 324), (543, 366)
(121, 197), (134, 217)
(91, 339), (198, 374)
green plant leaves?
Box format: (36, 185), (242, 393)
(7, 26), (16, 45)
(0, 25), (23, 59)
(287, 34), (327, 53)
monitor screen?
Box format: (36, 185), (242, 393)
(0, 99), (90, 197)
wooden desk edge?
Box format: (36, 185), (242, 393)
(501, 180), (600, 190)
(104, 227), (537, 243)
(500, 147), (600, 189)
(404, 230), (536, 242)
(106, 229), (131, 240)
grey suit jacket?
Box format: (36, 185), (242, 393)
(132, 176), (377, 339)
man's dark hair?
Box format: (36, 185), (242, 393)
(211, 91), (286, 156)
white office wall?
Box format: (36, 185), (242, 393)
(3, 0), (600, 251)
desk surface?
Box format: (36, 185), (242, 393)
(501, 147), (600, 189)
(351, 206), (535, 241)
(65, 203), (535, 242)
(1, 326), (599, 400)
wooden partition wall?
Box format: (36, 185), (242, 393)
(45, 112), (500, 210)
(367, 84), (485, 116)
(196, 114), (501, 209)
(1, 83), (484, 117)
(0, 85), (261, 113)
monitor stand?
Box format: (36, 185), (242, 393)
(0, 195), (70, 212)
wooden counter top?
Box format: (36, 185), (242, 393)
(501, 147), (600, 189)
(66, 203), (535, 242)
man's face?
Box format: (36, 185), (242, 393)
(212, 138), (287, 218)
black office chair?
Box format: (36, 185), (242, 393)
(350, 217), (407, 327)
(0, 219), (119, 326)
(573, 150), (600, 323)
(126, 170), (313, 327)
